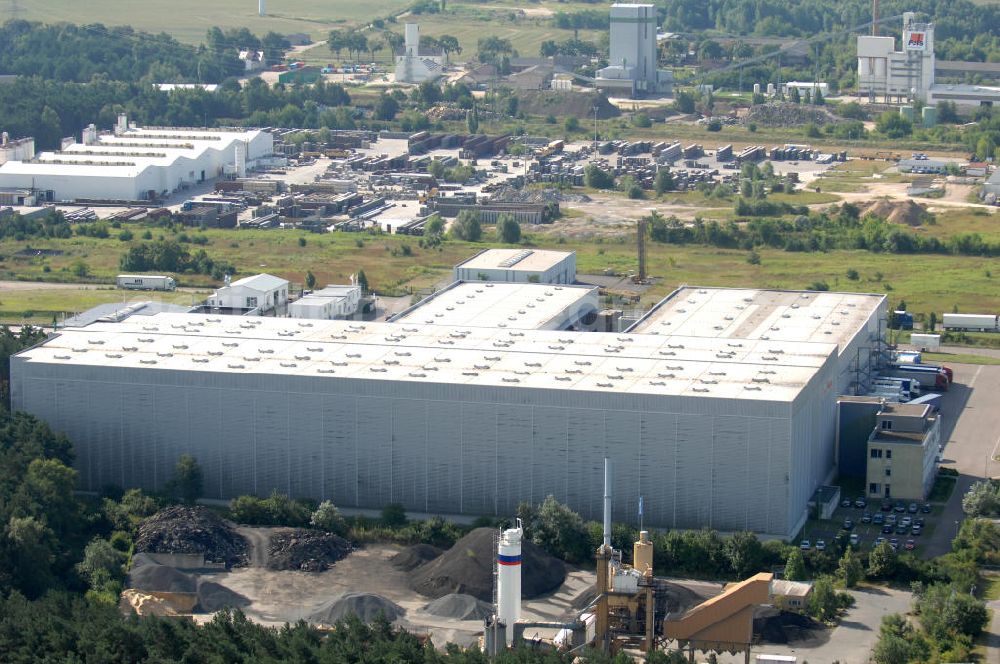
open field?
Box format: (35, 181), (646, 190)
(16, 0), (410, 43)
(0, 287), (208, 326)
(4, 222), (1000, 317)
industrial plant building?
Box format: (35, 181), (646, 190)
(596, 4), (673, 97)
(205, 273), (289, 315)
(0, 116), (273, 202)
(452, 249), (577, 285)
(395, 23), (444, 84)
(858, 12), (1000, 106)
(288, 285), (362, 320)
(12, 284), (888, 539)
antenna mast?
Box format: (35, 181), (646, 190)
(872, 0), (879, 36)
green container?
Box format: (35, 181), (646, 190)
(900, 105), (915, 121)
(922, 106), (937, 127)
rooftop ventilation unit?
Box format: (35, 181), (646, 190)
(499, 250), (533, 268)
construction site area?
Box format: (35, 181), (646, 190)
(118, 469), (908, 663)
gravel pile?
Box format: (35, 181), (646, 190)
(391, 544), (443, 572)
(422, 593), (494, 620)
(267, 529), (352, 572)
(745, 102), (843, 127)
(308, 593), (404, 624)
(135, 506), (249, 568)
(489, 185), (590, 204)
(195, 580), (250, 613)
(754, 606), (825, 644)
(410, 527), (565, 602)
(861, 199), (932, 226)
(128, 561), (197, 594)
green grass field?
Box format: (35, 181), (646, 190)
(0, 287), (209, 325)
(16, 0), (410, 43)
(5, 224), (1000, 319)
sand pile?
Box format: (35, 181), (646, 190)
(861, 199), (932, 226)
(391, 544), (443, 572)
(135, 506), (249, 568)
(409, 527), (565, 602)
(308, 592), (404, 624)
(267, 529), (352, 572)
(422, 593), (494, 620)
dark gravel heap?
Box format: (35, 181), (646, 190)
(754, 607), (825, 644)
(390, 544), (443, 572)
(422, 593), (494, 620)
(267, 529), (352, 572)
(134, 506), (249, 568)
(308, 593), (404, 624)
(410, 527), (565, 602)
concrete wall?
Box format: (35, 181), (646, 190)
(11, 358), (825, 538)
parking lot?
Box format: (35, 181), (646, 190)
(799, 497), (940, 556)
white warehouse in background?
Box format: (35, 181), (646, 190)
(289, 285), (361, 320)
(207, 273), (289, 315)
(394, 23), (444, 84)
(0, 116), (272, 202)
(453, 249), (576, 284)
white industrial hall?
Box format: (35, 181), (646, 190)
(11, 287), (887, 539)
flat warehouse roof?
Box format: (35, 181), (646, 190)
(455, 248), (574, 273)
(628, 287), (885, 353)
(391, 282), (598, 329)
(18, 312), (837, 402)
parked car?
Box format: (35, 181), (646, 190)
(849, 533), (860, 547)
(921, 503), (932, 513)
(912, 525), (922, 536)
(843, 519), (855, 531)
(915, 517), (925, 527)
(896, 524), (909, 534)
(873, 513), (885, 524)
(862, 512), (873, 524)
(816, 540), (826, 551)
(901, 516), (912, 528)
(887, 514), (897, 525)
(841, 498), (852, 508)
(881, 500), (893, 511)
(890, 538), (900, 550)
(855, 497), (867, 508)
(800, 540), (811, 550)
(882, 524), (894, 534)
(894, 502), (907, 513)
(905, 539), (916, 550)
(908, 503), (919, 513)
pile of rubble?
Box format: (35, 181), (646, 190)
(134, 506), (249, 568)
(267, 529), (353, 572)
(745, 102), (843, 127)
(426, 106), (468, 122)
(489, 185), (590, 204)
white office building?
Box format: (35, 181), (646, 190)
(289, 285), (361, 320)
(206, 273), (289, 314)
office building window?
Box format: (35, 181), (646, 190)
(869, 482), (879, 494)
(870, 449), (882, 459)
(886, 450), (892, 459)
(881, 420), (893, 430)
(885, 468), (892, 477)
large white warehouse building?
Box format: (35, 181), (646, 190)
(11, 287), (886, 539)
(0, 118), (272, 202)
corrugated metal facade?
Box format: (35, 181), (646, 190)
(12, 351), (838, 537)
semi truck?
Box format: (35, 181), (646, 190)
(116, 274), (176, 291)
(942, 313), (999, 332)
(881, 364), (949, 391)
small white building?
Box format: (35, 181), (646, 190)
(782, 81), (828, 98)
(207, 273), (289, 314)
(288, 285), (361, 320)
(453, 249), (577, 285)
(395, 23), (444, 84)
(239, 50), (266, 73)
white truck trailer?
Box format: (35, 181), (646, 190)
(942, 313), (998, 332)
(116, 274), (176, 291)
